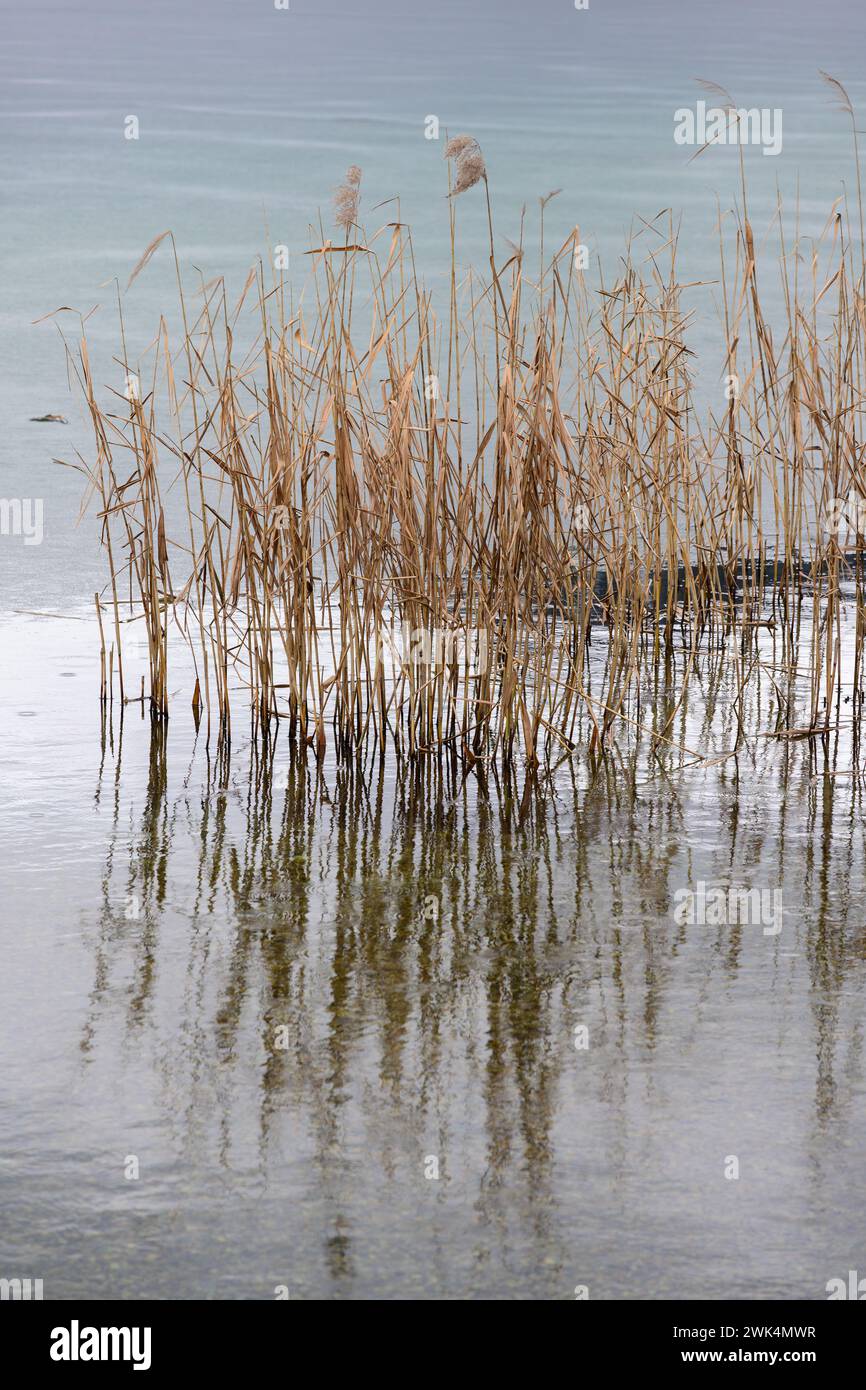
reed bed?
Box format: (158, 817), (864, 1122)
(64, 120), (866, 773)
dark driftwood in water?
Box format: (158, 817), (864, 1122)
(583, 551), (866, 616)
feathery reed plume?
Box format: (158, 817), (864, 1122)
(443, 134), (477, 159)
(452, 148), (486, 195)
(444, 134), (486, 195)
(819, 69), (853, 117)
(693, 77), (736, 111)
(334, 164), (362, 229)
(688, 78), (741, 164)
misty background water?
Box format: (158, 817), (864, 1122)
(2, 0), (866, 1299)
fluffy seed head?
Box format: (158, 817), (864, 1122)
(335, 166), (362, 229)
(443, 134), (477, 160)
(451, 147), (486, 196)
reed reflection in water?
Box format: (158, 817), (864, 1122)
(21, 709), (855, 1300)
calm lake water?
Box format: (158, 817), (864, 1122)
(2, 605), (866, 1299)
(2, 0), (866, 1300)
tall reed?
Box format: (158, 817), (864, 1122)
(64, 100), (866, 772)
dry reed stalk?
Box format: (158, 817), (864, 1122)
(63, 86), (866, 771)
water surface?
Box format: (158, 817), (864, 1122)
(2, 612), (865, 1299)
